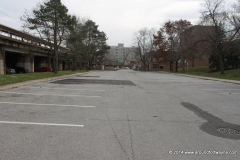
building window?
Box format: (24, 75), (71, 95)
(153, 64), (158, 69)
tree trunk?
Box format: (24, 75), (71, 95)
(88, 60), (92, 70)
(218, 53), (224, 75)
(192, 56), (195, 67)
(175, 61), (178, 72)
(143, 63), (147, 71)
(182, 59), (185, 73)
(53, 11), (58, 74)
(79, 59), (83, 70)
(170, 62), (173, 71)
(72, 59), (76, 71)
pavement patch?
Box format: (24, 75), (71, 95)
(51, 79), (136, 86)
(181, 102), (240, 140)
(27, 87), (105, 92)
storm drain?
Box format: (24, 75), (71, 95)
(181, 102), (240, 140)
(51, 79), (135, 86)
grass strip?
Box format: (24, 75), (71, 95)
(177, 66), (240, 81)
(0, 70), (87, 86)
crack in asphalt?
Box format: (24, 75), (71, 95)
(127, 113), (135, 160)
(106, 87), (130, 160)
(106, 108), (130, 160)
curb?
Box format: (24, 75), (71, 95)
(157, 71), (240, 85)
(0, 71), (91, 91)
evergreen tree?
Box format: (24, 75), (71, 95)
(22, 0), (76, 74)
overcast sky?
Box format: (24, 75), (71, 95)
(0, 0), (237, 47)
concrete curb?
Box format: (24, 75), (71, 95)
(157, 71), (240, 85)
(0, 71), (91, 91)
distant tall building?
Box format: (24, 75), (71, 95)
(109, 43), (136, 61)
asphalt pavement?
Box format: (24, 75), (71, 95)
(0, 70), (239, 160)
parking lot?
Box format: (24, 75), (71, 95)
(0, 70), (239, 160)
(0, 71), (137, 160)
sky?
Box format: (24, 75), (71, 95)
(0, 0), (237, 47)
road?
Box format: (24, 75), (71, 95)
(0, 70), (239, 160)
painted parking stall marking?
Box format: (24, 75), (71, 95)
(0, 91), (101, 98)
(0, 121), (84, 127)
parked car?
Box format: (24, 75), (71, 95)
(35, 67), (53, 72)
(14, 67), (28, 73)
(6, 67), (16, 74)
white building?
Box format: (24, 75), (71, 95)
(109, 43), (136, 61)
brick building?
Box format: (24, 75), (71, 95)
(148, 25), (215, 71)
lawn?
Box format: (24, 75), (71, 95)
(177, 66), (240, 81)
(0, 70), (87, 86)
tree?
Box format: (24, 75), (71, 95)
(133, 28), (156, 71)
(66, 18), (87, 71)
(153, 20), (192, 72)
(82, 20), (110, 70)
(153, 29), (170, 70)
(172, 20), (192, 72)
(180, 25), (212, 69)
(66, 19), (110, 71)
(200, 0), (240, 74)
(21, 0), (76, 74)
(228, 0), (240, 38)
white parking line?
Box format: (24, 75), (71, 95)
(0, 121), (84, 127)
(0, 102), (95, 108)
(0, 92), (101, 98)
(27, 87), (105, 92)
(203, 89), (240, 91)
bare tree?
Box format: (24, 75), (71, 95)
(181, 25), (212, 68)
(133, 28), (156, 71)
(200, 0), (240, 74)
(227, 0), (240, 35)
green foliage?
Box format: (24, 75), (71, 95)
(26, 0), (76, 42)
(22, 0), (77, 73)
(66, 19), (110, 70)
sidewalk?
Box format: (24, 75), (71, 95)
(158, 71), (240, 85)
(0, 72), (89, 91)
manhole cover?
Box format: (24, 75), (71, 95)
(181, 102), (240, 140)
(218, 128), (240, 135)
